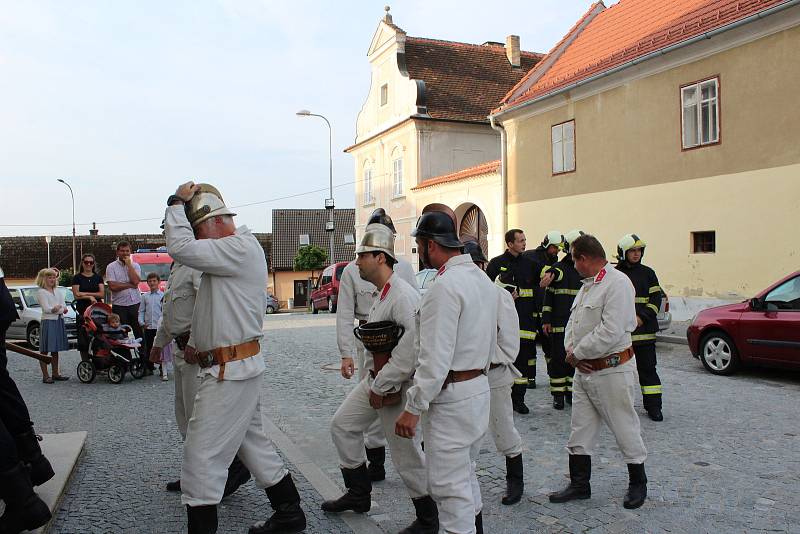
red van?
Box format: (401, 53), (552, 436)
(310, 261), (349, 314)
(131, 248), (172, 293)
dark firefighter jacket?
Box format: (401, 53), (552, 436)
(486, 250), (540, 342)
(616, 260), (662, 345)
(540, 256), (581, 332)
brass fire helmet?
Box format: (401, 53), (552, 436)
(356, 223), (396, 260)
(185, 184), (237, 228)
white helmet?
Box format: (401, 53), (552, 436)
(542, 231), (565, 250)
(617, 234), (646, 261)
(563, 230), (585, 254)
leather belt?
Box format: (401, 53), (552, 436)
(174, 332), (191, 350)
(367, 370), (402, 407)
(196, 340), (261, 380)
(583, 347), (634, 371)
(489, 363), (503, 370)
(358, 320), (367, 326)
(441, 369), (484, 390)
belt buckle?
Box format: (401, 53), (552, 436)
(197, 351), (215, 369)
(606, 355), (620, 368)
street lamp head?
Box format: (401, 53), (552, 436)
(57, 178), (65, 183)
(296, 109), (311, 116)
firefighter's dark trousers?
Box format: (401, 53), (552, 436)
(511, 341), (536, 401)
(546, 332), (574, 398)
(633, 343), (662, 410)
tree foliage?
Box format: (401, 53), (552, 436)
(293, 245), (328, 273)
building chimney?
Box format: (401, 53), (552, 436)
(89, 222), (99, 236)
(506, 35), (520, 67)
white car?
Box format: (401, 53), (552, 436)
(6, 285), (78, 350)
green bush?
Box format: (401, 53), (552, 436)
(58, 268), (74, 287)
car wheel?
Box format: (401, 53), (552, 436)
(108, 364), (125, 384)
(311, 300), (318, 314)
(26, 323), (41, 351)
(328, 298), (337, 314)
(266, 305), (275, 315)
(700, 332), (741, 375)
(77, 361), (96, 383)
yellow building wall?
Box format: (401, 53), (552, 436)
(506, 25), (800, 298)
(273, 270), (315, 308)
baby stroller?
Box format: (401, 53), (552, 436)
(76, 302), (145, 384)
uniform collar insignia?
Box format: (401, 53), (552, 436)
(594, 268), (607, 284)
(437, 265), (446, 276)
(380, 282), (391, 301)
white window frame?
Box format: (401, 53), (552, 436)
(344, 233), (355, 245)
(363, 167), (373, 205)
(681, 77), (719, 149)
(380, 84), (388, 106)
(299, 234), (310, 246)
(392, 156), (403, 197)
(551, 120), (575, 175)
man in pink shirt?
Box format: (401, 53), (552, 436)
(105, 241), (145, 367)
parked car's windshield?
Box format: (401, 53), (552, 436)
(336, 264), (346, 280)
(140, 263), (171, 283)
(20, 287), (74, 308)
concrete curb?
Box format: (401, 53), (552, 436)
(263, 418), (383, 534)
(31, 431), (87, 533)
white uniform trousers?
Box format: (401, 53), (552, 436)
(355, 344), (388, 449)
(173, 351), (200, 439)
(487, 366), (523, 458)
(566, 362), (647, 464)
(330, 378), (427, 498)
(181, 373), (288, 506)
(423, 382), (490, 534)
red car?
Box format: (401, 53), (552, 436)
(687, 271), (800, 375)
(310, 261), (349, 314)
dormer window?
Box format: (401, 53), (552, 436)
(380, 84), (388, 106)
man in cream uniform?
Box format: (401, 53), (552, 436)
(463, 241), (525, 507)
(548, 234), (648, 510)
(324, 223), (436, 533)
(396, 209), (498, 534)
(151, 260), (250, 496)
(336, 208), (417, 482)
(165, 182), (305, 534)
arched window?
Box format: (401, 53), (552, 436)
(391, 147), (403, 197)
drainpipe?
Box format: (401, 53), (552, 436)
(489, 115), (508, 233)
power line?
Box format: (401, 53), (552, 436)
(0, 176), (382, 228)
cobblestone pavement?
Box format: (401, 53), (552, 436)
(9, 312), (800, 533)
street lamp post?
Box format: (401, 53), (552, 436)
(57, 179), (76, 273)
(45, 236), (52, 268)
(296, 110), (335, 266)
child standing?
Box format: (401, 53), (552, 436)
(35, 268), (70, 383)
(138, 273), (164, 378)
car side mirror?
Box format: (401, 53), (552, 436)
(749, 297), (763, 311)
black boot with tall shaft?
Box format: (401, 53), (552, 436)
(623, 463), (647, 509)
(502, 454), (524, 505)
(186, 505), (217, 534)
(13, 429), (55, 487)
(549, 454), (591, 503)
(398, 495), (438, 534)
(250, 473), (307, 533)
(321, 464), (371, 514)
(365, 446), (386, 482)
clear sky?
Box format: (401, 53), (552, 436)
(0, 0), (611, 237)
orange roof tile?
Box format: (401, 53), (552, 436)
(496, 0), (790, 113)
(411, 160), (500, 191)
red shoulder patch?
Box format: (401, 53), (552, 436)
(380, 282), (391, 301)
(594, 268), (606, 284)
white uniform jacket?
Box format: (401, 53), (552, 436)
(165, 205), (267, 380)
(154, 262), (202, 348)
(405, 254), (498, 415)
(364, 274), (420, 396)
(565, 262), (637, 375)
(492, 286), (522, 382)
(336, 257), (417, 359)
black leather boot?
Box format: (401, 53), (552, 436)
(321, 464), (371, 514)
(511, 383), (529, 414)
(166, 479), (181, 492)
(549, 454), (591, 503)
(502, 454), (524, 505)
(623, 463), (647, 509)
(552, 393), (565, 410)
(13, 429), (55, 487)
(365, 446), (386, 482)
(647, 407), (664, 421)
(222, 455), (251, 498)
(0, 462), (52, 534)
(250, 473), (307, 533)
(475, 511), (484, 534)
(186, 504), (217, 534)
(398, 495), (438, 534)
(565, 391), (573, 405)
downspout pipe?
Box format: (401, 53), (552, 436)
(489, 115), (508, 234)
(494, 0), (800, 119)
